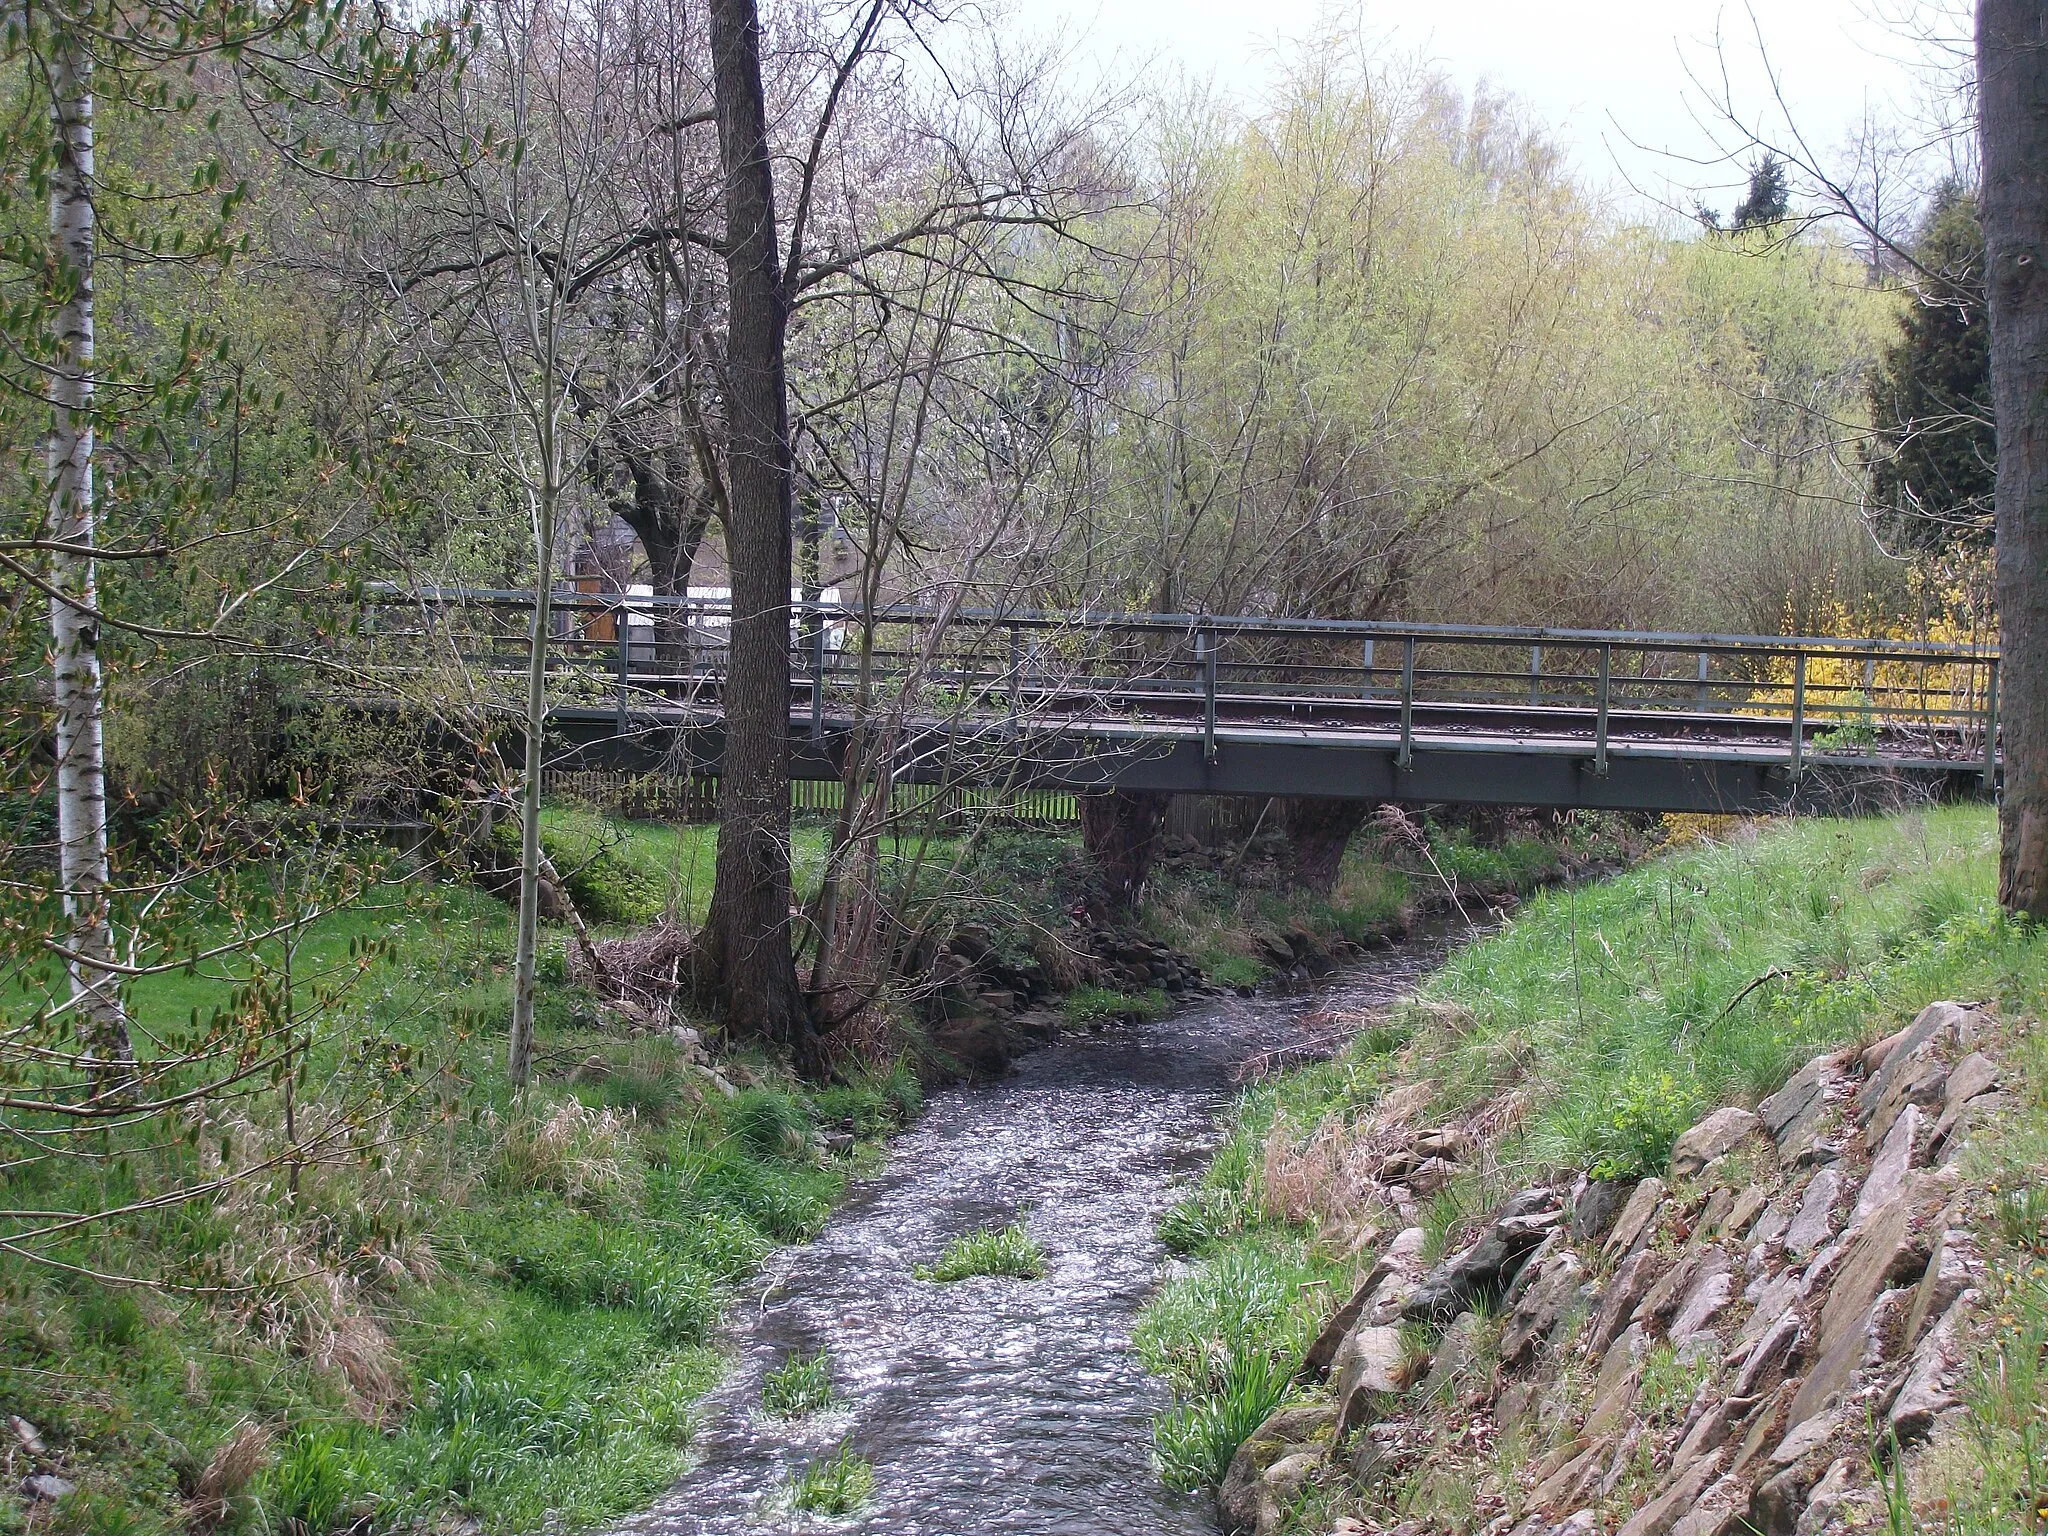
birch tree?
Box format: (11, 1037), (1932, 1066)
(6, 0), (460, 1090)
(43, 27), (128, 1073)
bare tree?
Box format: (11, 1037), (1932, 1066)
(357, 0), (663, 1081)
(693, 0), (811, 1051)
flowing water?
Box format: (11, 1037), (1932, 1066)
(619, 945), (1440, 1536)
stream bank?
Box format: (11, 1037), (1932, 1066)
(1138, 807), (2048, 1536)
(615, 941), (1449, 1534)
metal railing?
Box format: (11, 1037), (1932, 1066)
(355, 587), (2001, 785)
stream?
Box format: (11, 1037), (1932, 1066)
(618, 944), (1441, 1535)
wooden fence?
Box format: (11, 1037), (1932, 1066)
(545, 768), (1081, 828)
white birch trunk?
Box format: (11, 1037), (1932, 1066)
(46, 33), (130, 1071)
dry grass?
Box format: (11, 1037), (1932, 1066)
(314, 1312), (406, 1424)
(186, 1421), (271, 1531)
(494, 1097), (644, 1211)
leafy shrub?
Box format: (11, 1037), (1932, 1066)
(760, 1350), (835, 1418)
(783, 1445), (876, 1516)
(1584, 1069), (1705, 1180)
(1813, 691), (1879, 753)
(914, 1220), (1046, 1282)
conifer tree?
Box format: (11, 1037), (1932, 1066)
(1866, 183), (1994, 553)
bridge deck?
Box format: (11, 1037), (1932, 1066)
(360, 591), (2001, 815)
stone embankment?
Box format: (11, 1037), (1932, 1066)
(1224, 1001), (2009, 1536)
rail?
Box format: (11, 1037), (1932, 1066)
(353, 586), (2001, 788)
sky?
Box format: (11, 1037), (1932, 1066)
(998, 0), (1963, 219)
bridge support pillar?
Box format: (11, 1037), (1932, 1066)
(1080, 789), (1172, 916)
(1281, 797), (1374, 896)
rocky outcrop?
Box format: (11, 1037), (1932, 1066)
(1254, 1001), (2006, 1536)
(1221, 1404), (1339, 1536)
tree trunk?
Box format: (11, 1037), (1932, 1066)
(612, 448), (710, 673)
(1980, 0), (2048, 917)
(698, 0), (811, 1055)
(508, 463), (560, 1087)
(1280, 797), (1372, 897)
(46, 34), (129, 1076)
(1080, 790), (1171, 915)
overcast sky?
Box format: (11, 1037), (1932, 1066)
(997, 0), (1962, 219)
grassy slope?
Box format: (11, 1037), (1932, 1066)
(1140, 806), (2048, 1529)
(1139, 815), (1633, 990)
(0, 815), (914, 1536)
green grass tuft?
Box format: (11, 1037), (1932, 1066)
(914, 1220), (1046, 1282)
(1151, 1343), (1295, 1492)
(760, 1350), (836, 1419)
(1062, 986), (1170, 1025)
(783, 1444), (877, 1516)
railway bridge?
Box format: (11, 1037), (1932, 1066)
(367, 591), (1999, 817)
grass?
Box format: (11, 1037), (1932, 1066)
(1138, 811), (1641, 986)
(0, 827), (920, 1536)
(913, 1220), (1047, 1282)
(1142, 850), (1409, 984)
(760, 1350), (836, 1419)
(1062, 985), (1170, 1025)
(1136, 1230), (1331, 1490)
(1152, 1344), (1297, 1492)
(782, 1444), (877, 1517)
(1138, 806), (2048, 1509)
(537, 805), (831, 928)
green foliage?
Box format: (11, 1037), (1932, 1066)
(1151, 1345), (1295, 1492)
(1993, 1181), (2048, 1257)
(812, 1062), (923, 1139)
(1732, 152), (1791, 229)
(1585, 1070), (1706, 1181)
(760, 1350), (836, 1419)
(727, 1088), (815, 1160)
(1158, 1186), (1252, 1258)
(914, 1221), (1046, 1282)
(782, 1445), (876, 1516)
(269, 1427), (370, 1535)
(1814, 691), (1881, 754)
(499, 810), (664, 925)
(1866, 180), (1993, 554)
(1140, 1212), (1331, 1489)
(1062, 986), (1170, 1025)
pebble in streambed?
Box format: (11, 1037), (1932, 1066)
(612, 949), (1437, 1536)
